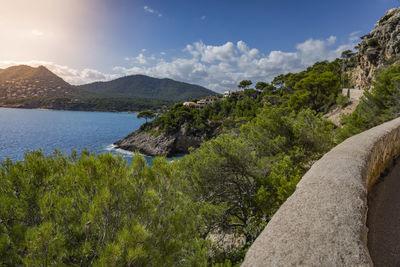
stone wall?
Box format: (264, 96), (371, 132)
(242, 116), (400, 266)
(342, 88), (365, 101)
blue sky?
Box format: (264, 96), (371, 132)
(0, 0), (398, 92)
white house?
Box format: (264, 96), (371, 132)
(205, 95), (217, 104)
(224, 90), (232, 97)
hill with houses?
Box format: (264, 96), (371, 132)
(0, 65), (215, 112)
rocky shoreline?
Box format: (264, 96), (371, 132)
(114, 124), (209, 156)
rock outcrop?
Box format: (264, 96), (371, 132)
(114, 124), (215, 156)
(354, 8), (400, 89)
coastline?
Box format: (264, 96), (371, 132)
(107, 143), (185, 164)
(0, 105), (141, 115)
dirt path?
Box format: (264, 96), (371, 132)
(323, 100), (359, 126)
(367, 159), (400, 266)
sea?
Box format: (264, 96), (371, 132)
(0, 107), (155, 164)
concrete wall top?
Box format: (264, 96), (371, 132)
(242, 116), (400, 266)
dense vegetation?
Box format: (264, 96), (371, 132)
(0, 110), (335, 266)
(0, 151), (208, 266)
(151, 89), (263, 134)
(179, 107), (335, 264)
(149, 59), (343, 136)
(3, 58), (400, 266)
(339, 64), (400, 141)
(0, 59), (344, 266)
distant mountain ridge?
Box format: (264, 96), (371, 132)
(0, 65), (215, 112)
(0, 65), (79, 99)
(77, 74), (215, 102)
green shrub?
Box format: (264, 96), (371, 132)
(379, 13), (394, 24)
(336, 94), (350, 107)
(0, 151), (209, 266)
(367, 38), (379, 48)
(338, 64), (400, 141)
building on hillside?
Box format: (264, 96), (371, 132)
(183, 101), (197, 107)
(205, 95), (218, 104)
(196, 99), (206, 109)
(224, 90), (244, 97)
(183, 95), (221, 109)
(224, 90), (232, 97)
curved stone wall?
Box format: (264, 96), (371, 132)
(242, 116), (400, 267)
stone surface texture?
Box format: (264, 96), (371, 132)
(353, 8), (400, 89)
(114, 124), (210, 156)
(242, 116), (400, 267)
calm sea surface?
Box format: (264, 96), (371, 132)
(0, 107), (150, 163)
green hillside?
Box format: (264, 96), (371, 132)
(77, 74), (216, 102)
(0, 66), (215, 112)
(0, 65), (80, 99)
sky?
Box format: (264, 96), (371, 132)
(0, 0), (398, 92)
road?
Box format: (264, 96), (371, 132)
(368, 159), (400, 266)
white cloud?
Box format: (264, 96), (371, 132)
(136, 53), (147, 64)
(327, 36), (336, 45)
(143, 6), (154, 13)
(201, 15), (206, 20)
(0, 33), (359, 92)
(144, 6), (162, 17)
(186, 41), (238, 63)
(116, 33), (358, 92)
(296, 36), (355, 66)
(349, 31), (361, 42)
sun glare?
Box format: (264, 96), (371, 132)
(0, 0), (100, 64)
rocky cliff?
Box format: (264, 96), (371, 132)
(354, 7), (400, 89)
(114, 124), (215, 156)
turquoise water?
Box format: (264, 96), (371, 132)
(0, 107), (151, 163)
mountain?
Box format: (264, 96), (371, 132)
(0, 65), (79, 99)
(77, 74), (215, 102)
(0, 65), (215, 112)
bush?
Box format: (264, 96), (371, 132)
(338, 64), (400, 142)
(336, 94), (350, 107)
(0, 151), (208, 266)
(368, 38), (379, 48)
